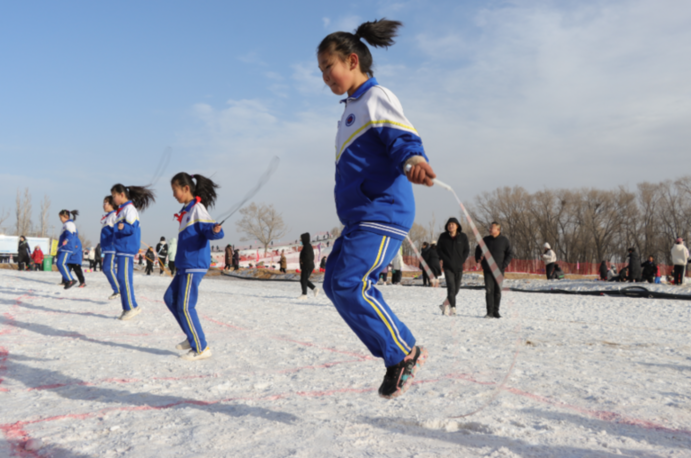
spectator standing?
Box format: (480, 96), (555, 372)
(436, 217), (470, 316)
(298, 232), (318, 299)
(94, 244), (102, 272)
(599, 260), (608, 281)
(31, 245), (44, 271)
(168, 237), (177, 275)
(280, 250), (287, 273)
(641, 255), (657, 283)
(156, 237), (168, 275)
(671, 238), (690, 285)
(427, 242), (441, 279)
(88, 247), (96, 270)
(474, 222), (512, 319)
(420, 242), (432, 286)
(145, 247), (155, 275)
(319, 256), (327, 273)
(233, 249), (240, 270)
(17, 236), (32, 271)
(542, 243), (557, 280)
(391, 247), (404, 285)
(224, 244), (233, 271)
(626, 247), (642, 282)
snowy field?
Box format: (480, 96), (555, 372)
(1, 270), (691, 457)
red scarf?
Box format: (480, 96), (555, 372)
(174, 196), (201, 223)
(116, 202), (132, 216)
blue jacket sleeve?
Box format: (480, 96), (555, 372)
(375, 127), (427, 173)
(118, 221), (135, 236)
(199, 222), (224, 241)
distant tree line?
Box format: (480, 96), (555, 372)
(466, 176), (691, 265)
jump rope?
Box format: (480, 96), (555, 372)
(405, 174), (523, 419)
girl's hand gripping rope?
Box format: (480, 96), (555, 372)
(213, 224), (222, 234)
(404, 157), (436, 186)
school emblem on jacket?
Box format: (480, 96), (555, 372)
(345, 113), (356, 127)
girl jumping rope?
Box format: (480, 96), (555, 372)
(110, 184), (155, 321)
(57, 210), (85, 289)
(101, 196), (120, 300)
(165, 173), (224, 361)
(317, 19), (437, 399)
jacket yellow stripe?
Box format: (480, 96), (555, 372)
(183, 274), (201, 352)
(336, 120), (418, 161)
(124, 258), (134, 310)
(361, 236), (410, 355)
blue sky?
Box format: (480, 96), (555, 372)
(1, 0), (690, 246)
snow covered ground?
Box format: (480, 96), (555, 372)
(1, 270), (690, 457)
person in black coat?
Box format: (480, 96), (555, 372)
(420, 242), (431, 286)
(144, 247), (154, 275)
(94, 244), (102, 272)
(17, 236), (32, 271)
(427, 242), (441, 279)
(641, 255), (657, 283)
(599, 260), (608, 281)
(156, 237), (168, 275)
(474, 222), (512, 319)
(626, 247), (642, 282)
(436, 217), (470, 315)
(299, 232), (317, 298)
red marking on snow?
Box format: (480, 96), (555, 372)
(0, 347), (8, 392)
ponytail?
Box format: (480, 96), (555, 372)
(110, 183), (156, 211)
(171, 173), (219, 209)
(59, 209), (79, 221)
(317, 19), (402, 78)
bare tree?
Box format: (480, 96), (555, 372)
(15, 188), (33, 236)
(78, 232), (92, 251)
(236, 202), (289, 255)
(39, 194), (51, 237)
(330, 226), (341, 238)
(405, 222), (427, 257)
(0, 207), (10, 233)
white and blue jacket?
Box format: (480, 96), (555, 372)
(58, 220), (83, 264)
(174, 198), (224, 271)
(114, 201), (141, 256)
(335, 77), (428, 241)
(100, 210), (117, 254)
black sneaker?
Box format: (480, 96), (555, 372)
(378, 346), (429, 399)
(64, 280), (77, 290)
(494, 313), (501, 319)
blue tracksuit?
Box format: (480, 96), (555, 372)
(57, 220), (81, 281)
(100, 210), (119, 294)
(164, 198), (224, 353)
(324, 77), (427, 367)
(114, 201), (141, 311)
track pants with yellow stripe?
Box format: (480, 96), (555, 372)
(323, 230), (416, 367)
(102, 252), (119, 295)
(116, 255), (139, 311)
(164, 270), (207, 353)
(57, 251), (73, 282)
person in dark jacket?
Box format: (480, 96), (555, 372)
(474, 222), (512, 319)
(94, 244), (102, 272)
(17, 236), (32, 271)
(641, 255), (657, 283)
(233, 249), (240, 270)
(420, 242), (431, 286)
(298, 232), (317, 298)
(224, 244), (233, 271)
(626, 247), (642, 282)
(145, 247), (155, 275)
(599, 260), (608, 281)
(427, 242), (441, 279)
(436, 217), (470, 315)
(156, 237), (168, 275)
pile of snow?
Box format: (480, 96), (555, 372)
(1, 270), (690, 457)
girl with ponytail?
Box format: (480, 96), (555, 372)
(100, 196), (120, 300)
(317, 19), (435, 399)
(57, 210), (85, 289)
(165, 173), (223, 361)
(110, 183), (156, 320)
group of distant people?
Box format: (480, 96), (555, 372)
(596, 238), (691, 285)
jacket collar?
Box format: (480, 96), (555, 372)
(116, 201), (133, 215)
(340, 77), (378, 104)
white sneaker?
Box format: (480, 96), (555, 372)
(313, 287), (319, 297)
(109, 292), (120, 300)
(297, 294), (308, 300)
(119, 307), (142, 321)
(176, 339), (191, 350)
(439, 304), (449, 316)
(180, 347), (212, 361)
(450, 307), (457, 316)
(484, 314), (493, 319)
